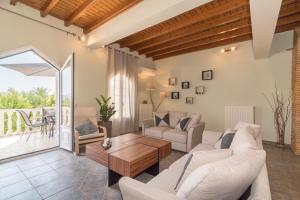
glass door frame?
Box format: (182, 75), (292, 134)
(59, 53), (75, 151)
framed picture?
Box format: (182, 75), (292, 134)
(195, 86), (205, 95)
(202, 70), (213, 80)
(181, 81), (190, 89)
(186, 97), (194, 104)
(171, 92), (180, 99)
(169, 77), (177, 86)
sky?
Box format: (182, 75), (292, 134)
(0, 51), (56, 93)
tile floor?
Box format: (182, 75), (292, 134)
(0, 143), (299, 200)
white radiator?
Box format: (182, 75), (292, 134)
(224, 106), (255, 128)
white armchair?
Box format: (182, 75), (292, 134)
(74, 106), (107, 155)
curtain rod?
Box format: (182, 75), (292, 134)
(0, 6), (79, 37)
(107, 46), (141, 59)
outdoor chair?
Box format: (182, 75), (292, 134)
(17, 110), (47, 142)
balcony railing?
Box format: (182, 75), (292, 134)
(0, 107), (70, 137)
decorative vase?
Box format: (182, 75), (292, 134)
(98, 121), (112, 138)
(277, 130), (285, 148)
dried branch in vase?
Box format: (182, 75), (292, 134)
(263, 84), (291, 147)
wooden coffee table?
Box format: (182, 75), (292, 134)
(86, 133), (171, 186)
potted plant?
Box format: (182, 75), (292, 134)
(96, 95), (116, 138)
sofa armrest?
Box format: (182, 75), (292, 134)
(142, 119), (154, 135)
(202, 130), (223, 146)
(98, 125), (107, 139)
(186, 122), (205, 152)
(119, 177), (184, 200)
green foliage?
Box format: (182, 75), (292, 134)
(0, 87), (55, 109)
(96, 95), (116, 122)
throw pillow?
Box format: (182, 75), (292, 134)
(174, 149), (232, 191)
(175, 116), (191, 131)
(154, 112), (170, 127)
(75, 119), (98, 136)
(234, 121), (261, 139)
(214, 129), (236, 149)
(230, 126), (258, 154)
(176, 149), (266, 200)
(186, 113), (201, 130)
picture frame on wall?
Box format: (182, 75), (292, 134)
(181, 81), (190, 89)
(171, 92), (180, 99)
(186, 97), (194, 104)
(169, 77), (177, 86)
(202, 70), (213, 80)
(195, 86), (205, 95)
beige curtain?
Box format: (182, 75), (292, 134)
(107, 48), (139, 136)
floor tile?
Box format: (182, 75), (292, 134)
(22, 164), (53, 178)
(7, 189), (42, 200)
(0, 180), (33, 200)
(16, 159), (46, 171)
(0, 166), (20, 179)
(35, 177), (74, 199)
(0, 162), (16, 171)
(0, 172), (27, 189)
(28, 170), (61, 187)
(45, 187), (87, 200)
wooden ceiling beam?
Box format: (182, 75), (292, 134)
(64, 0), (98, 27)
(119, 0), (249, 47)
(10, 0), (18, 5)
(277, 12), (300, 27)
(152, 34), (252, 60)
(151, 20), (296, 61)
(139, 18), (250, 55)
(129, 6), (250, 51)
(40, 0), (60, 17)
(147, 27), (251, 58)
(83, 0), (142, 34)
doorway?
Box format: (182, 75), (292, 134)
(0, 47), (74, 160)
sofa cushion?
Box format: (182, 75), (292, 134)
(190, 144), (215, 152)
(145, 127), (171, 139)
(169, 111), (187, 127)
(230, 126), (258, 154)
(163, 129), (187, 143)
(154, 112), (170, 127)
(234, 121), (261, 139)
(175, 149), (232, 191)
(175, 116), (191, 131)
(147, 168), (181, 194)
(186, 113), (201, 130)
(177, 149), (266, 200)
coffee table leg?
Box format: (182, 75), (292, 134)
(145, 161), (159, 176)
(108, 169), (122, 186)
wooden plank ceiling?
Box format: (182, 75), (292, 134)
(117, 0), (300, 60)
(10, 0), (142, 34)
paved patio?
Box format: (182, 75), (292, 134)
(0, 132), (59, 160)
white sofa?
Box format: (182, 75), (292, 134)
(142, 111), (205, 152)
(120, 126), (271, 200)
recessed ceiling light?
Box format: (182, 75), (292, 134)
(231, 46), (237, 51)
(221, 49), (225, 53)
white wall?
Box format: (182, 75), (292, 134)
(0, 3), (107, 107)
(150, 31), (293, 143)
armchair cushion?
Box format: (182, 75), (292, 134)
(163, 129), (187, 143)
(234, 122), (261, 139)
(75, 119), (98, 136)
